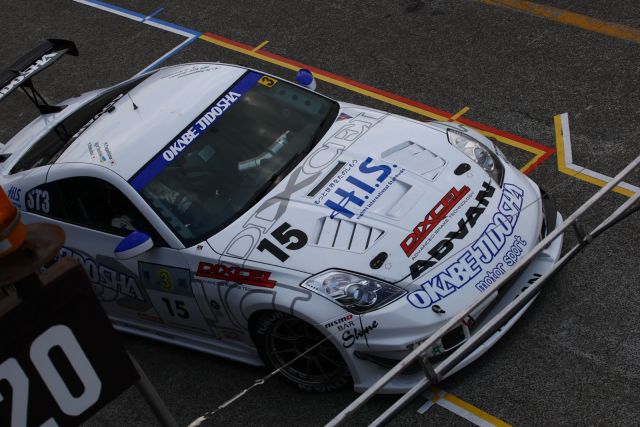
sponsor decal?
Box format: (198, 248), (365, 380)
(137, 312), (164, 324)
(0, 52), (59, 100)
(324, 314), (354, 331)
(161, 64), (214, 79)
(59, 247), (144, 301)
(26, 188), (50, 214)
(324, 157), (404, 220)
(130, 72), (263, 191)
(407, 340), (445, 357)
(71, 93), (125, 142)
(342, 320), (379, 348)
(409, 182), (496, 280)
(88, 142), (115, 165)
(163, 92), (240, 162)
(407, 183), (525, 308)
(223, 111), (387, 259)
(196, 262), (277, 288)
(312, 160), (358, 205)
(7, 185), (21, 207)
(474, 235), (527, 292)
(258, 75), (277, 87)
(157, 268), (173, 290)
(337, 113), (352, 121)
(401, 185), (471, 257)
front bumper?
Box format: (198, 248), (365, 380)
(346, 198), (563, 394)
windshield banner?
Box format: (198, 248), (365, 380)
(130, 71), (262, 191)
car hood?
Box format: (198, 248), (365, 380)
(209, 105), (541, 289)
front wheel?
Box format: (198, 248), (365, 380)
(254, 312), (351, 392)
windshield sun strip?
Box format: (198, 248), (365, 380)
(129, 71), (262, 192)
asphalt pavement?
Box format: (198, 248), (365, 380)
(1, 1), (638, 425)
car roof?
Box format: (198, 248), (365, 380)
(55, 63), (246, 180)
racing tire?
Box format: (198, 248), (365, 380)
(254, 311), (351, 392)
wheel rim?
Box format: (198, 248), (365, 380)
(265, 316), (347, 387)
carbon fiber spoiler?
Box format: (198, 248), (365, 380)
(0, 39), (78, 113)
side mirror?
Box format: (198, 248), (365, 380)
(114, 231), (153, 260)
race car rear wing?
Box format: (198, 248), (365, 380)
(0, 39), (78, 114)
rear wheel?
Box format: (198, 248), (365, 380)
(254, 312), (351, 392)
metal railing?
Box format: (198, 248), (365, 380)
(326, 154), (640, 427)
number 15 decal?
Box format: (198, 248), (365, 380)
(257, 222), (308, 262)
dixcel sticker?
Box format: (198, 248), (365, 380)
(401, 185), (471, 257)
(196, 262), (277, 288)
(407, 183), (525, 308)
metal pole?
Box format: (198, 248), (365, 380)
(325, 154), (640, 427)
(129, 353), (178, 427)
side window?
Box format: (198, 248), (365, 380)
(26, 177), (163, 242)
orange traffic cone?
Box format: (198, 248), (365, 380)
(0, 188), (65, 289)
(0, 188), (26, 258)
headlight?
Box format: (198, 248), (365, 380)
(447, 129), (504, 185)
(301, 271), (406, 314)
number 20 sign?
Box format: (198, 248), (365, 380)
(0, 263), (139, 427)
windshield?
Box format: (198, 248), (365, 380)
(130, 71), (338, 247)
(11, 74), (150, 174)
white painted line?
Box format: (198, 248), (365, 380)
(559, 113), (639, 194)
(74, 0), (143, 22)
(145, 19), (199, 38)
(135, 36), (197, 75)
(417, 391), (439, 414)
(73, 0), (200, 38)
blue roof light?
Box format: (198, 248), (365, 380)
(296, 69), (316, 90)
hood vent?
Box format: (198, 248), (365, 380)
(312, 217), (384, 253)
(381, 140), (446, 181)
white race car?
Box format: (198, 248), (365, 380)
(1, 40), (563, 393)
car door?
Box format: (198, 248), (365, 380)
(25, 167), (218, 338)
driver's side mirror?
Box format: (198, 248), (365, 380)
(114, 231), (153, 260)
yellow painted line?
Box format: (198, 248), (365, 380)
(200, 33), (453, 120)
(479, 0), (640, 44)
(554, 114), (636, 197)
(442, 392), (512, 427)
(450, 106), (470, 121)
(554, 114), (568, 170)
(252, 40), (269, 52)
(428, 387), (511, 426)
(199, 33), (553, 174)
(478, 129), (546, 173)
